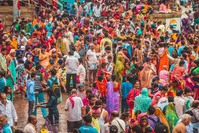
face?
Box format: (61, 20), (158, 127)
(1, 94), (7, 104)
(89, 97), (96, 105)
(134, 81), (140, 89)
(0, 116), (6, 127)
(184, 118), (191, 126)
(31, 117), (37, 125)
(141, 119), (148, 127)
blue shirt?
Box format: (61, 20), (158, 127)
(168, 46), (175, 56)
(79, 125), (98, 133)
(26, 79), (35, 101)
(121, 82), (133, 99)
(2, 124), (12, 133)
(177, 45), (185, 56)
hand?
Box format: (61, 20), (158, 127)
(35, 91), (39, 94)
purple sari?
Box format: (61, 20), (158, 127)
(106, 81), (120, 116)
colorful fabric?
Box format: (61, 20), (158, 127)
(134, 88), (152, 113)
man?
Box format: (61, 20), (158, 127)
(85, 44), (98, 86)
(173, 114), (191, 133)
(34, 64), (47, 118)
(174, 90), (185, 118)
(65, 89), (84, 132)
(65, 51), (79, 93)
(0, 114), (12, 133)
(0, 93), (17, 128)
(111, 111), (126, 133)
(23, 115), (37, 133)
(0, 48), (7, 73)
(147, 106), (159, 130)
(121, 75), (133, 112)
(79, 115), (98, 133)
(26, 72), (38, 116)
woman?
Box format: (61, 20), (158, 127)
(115, 54), (125, 83)
(39, 45), (49, 69)
(138, 113), (154, 133)
(134, 88), (152, 113)
(127, 81), (141, 113)
(36, 89), (59, 133)
(163, 96), (178, 133)
(190, 100), (199, 132)
(158, 43), (169, 73)
(171, 60), (186, 82)
(106, 75), (120, 116)
(6, 49), (17, 102)
(45, 22), (53, 37)
(154, 107), (170, 133)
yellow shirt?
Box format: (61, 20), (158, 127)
(92, 117), (100, 133)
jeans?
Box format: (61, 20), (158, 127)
(122, 99), (129, 113)
(35, 92), (47, 117)
(66, 74), (77, 93)
(28, 101), (35, 116)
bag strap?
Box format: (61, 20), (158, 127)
(116, 119), (125, 132)
(148, 117), (159, 124)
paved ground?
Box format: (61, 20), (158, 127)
(14, 93), (68, 132)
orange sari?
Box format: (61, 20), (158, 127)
(158, 48), (169, 72)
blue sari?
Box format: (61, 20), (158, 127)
(46, 22), (53, 37)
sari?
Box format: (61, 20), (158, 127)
(126, 88), (141, 113)
(100, 38), (112, 51)
(96, 79), (107, 97)
(154, 107), (170, 133)
(134, 88), (151, 113)
(39, 52), (49, 69)
(6, 60), (16, 102)
(164, 102), (178, 133)
(106, 81), (120, 115)
(115, 55), (124, 83)
(171, 65), (185, 81)
(158, 48), (169, 72)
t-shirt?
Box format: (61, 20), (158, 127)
(65, 96), (83, 121)
(86, 49), (98, 65)
(79, 125), (98, 133)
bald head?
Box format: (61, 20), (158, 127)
(0, 114), (8, 127)
(71, 89), (77, 94)
(111, 111), (119, 117)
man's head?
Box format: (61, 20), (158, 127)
(0, 93), (7, 105)
(1, 48), (7, 56)
(28, 115), (37, 125)
(88, 94), (96, 106)
(83, 115), (92, 124)
(111, 111), (119, 120)
(181, 114), (191, 126)
(0, 114), (8, 127)
(147, 106), (155, 115)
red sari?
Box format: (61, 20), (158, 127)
(96, 79), (107, 97)
(126, 88), (141, 112)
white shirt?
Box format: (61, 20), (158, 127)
(174, 96), (185, 118)
(111, 117), (125, 133)
(23, 123), (36, 133)
(65, 55), (79, 74)
(65, 96), (83, 121)
(93, 5), (102, 17)
(0, 100), (18, 126)
(77, 64), (86, 84)
(86, 49), (98, 65)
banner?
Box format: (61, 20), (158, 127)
(166, 17), (181, 33)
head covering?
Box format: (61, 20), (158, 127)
(134, 88), (152, 113)
(78, 84), (84, 88)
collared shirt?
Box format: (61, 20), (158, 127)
(26, 79), (36, 101)
(1, 124), (12, 133)
(23, 123), (36, 133)
(0, 100), (18, 126)
(65, 55), (78, 74)
(0, 53), (7, 72)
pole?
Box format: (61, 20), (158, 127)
(13, 0), (19, 21)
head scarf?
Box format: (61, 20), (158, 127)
(69, 93), (77, 108)
(134, 88), (152, 113)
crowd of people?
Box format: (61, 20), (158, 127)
(0, 0), (199, 133)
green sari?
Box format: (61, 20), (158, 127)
(164, 102), (178, 133)
(115, 55), (124, 83)
(6, 60), (16, 102)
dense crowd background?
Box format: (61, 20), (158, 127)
(0, 0), (199, 133)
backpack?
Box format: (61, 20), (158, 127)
(50, 78), (61, 98)
(148, 117), (168, 133)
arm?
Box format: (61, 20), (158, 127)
(11, 103), (18, 124)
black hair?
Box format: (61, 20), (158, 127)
(88, 94), (95, 100)
(184, 87), (191, 94)
(46, 89), (56, 98)
(15, 130), (24, 133)
(111, 74), (116, 81)
(131, 125), (142, 133)
(105, 46), (111, 51)
(3, 86), (11, 95)
(152, 83), (159, 89)
(31, 72), (36, 78)
(83, 114), (92, 123)
(168, 96), (174, 102)
(176, 89), (183, 96)
(97, 75), (103, 82)
(35, 64), (42, 70)
(109, 125), (118, 133)
(192, 101), (199, 108)
(95, 99), (103, 106)
(120, 112), (129, 120)
(1, 48), (6, 52)
(147, 105), (155, 115)
(86, 89), (92, 95)
(179, 60), (185, 66)
(161, 86), (168, 92)
(78, 58), (83, 64)
(69, 51), (74, 55)
(50, 69), (57, 76)
(126, 74), (132, 81)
